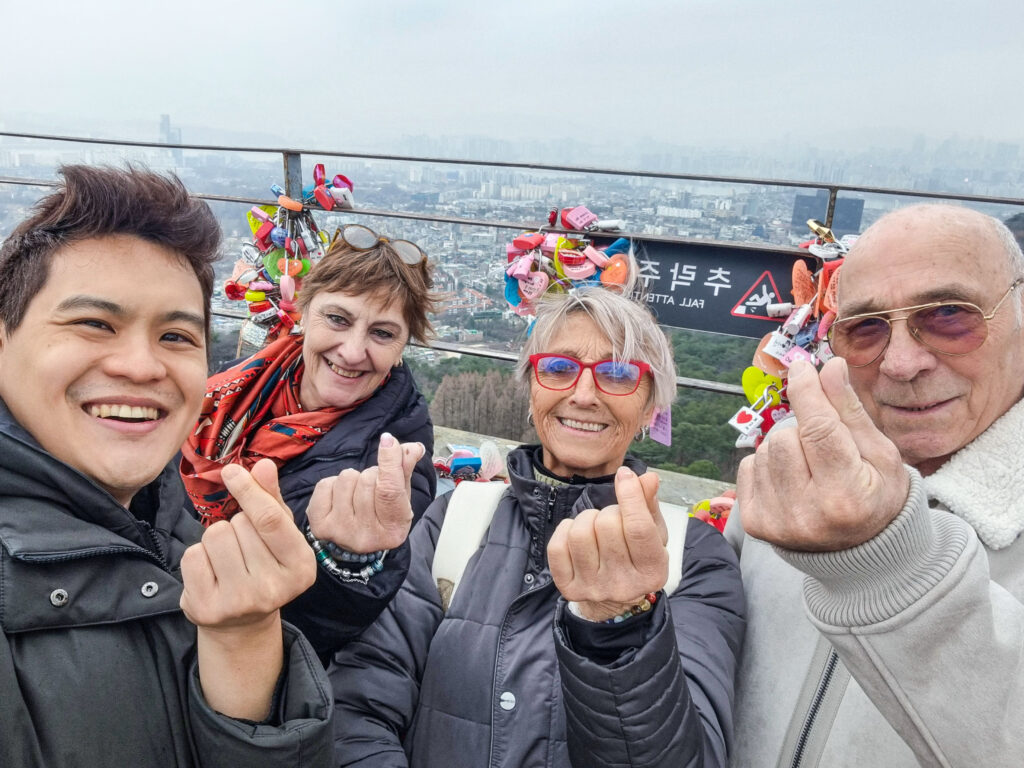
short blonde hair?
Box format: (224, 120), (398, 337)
(517, 288), (676, 411)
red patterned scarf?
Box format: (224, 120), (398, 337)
(181, 335), (353, 524)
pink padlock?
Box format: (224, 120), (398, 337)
(506, 243), (527, 263)
(562, 260), (596, 280)
(279, 273), (296, 303)
(518, 271), (550, 300)
(779, 345), (814, 368)
(332, 174), (354, 192)
(540, 234), (559, 256)
(250, 206), (273, 223)
(507, 252), (535, 280)
(562, 206), (599, 231)
(582, 245), (610, 267)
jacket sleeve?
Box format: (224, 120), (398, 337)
(555, 518), (746, 768)
(328, 494), (449, 768)
(776, 468), (1024, 767)
(282, 540), (411, 667)
(188, 623), (333, 768)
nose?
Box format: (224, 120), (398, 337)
(102, 332), (168, 382)
(331, 332), (370, 368)
(569, 367), (600, 407)
(877, 319), (938, 381)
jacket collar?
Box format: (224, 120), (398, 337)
(924, 396), (1024, 550)
(506, 445), (647, 528)
(0, 398), (197, 559)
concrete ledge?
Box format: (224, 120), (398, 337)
(433, 425), (734, 507)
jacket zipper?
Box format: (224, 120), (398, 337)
(789, 648), (840, 768)
(17, 544), (166, 568)
(487, 485), (558, 766)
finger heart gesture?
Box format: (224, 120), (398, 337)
(548, 466), (669, 622)
(306, 432), (423, 554)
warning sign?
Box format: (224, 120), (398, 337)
(619, 238), (811, 338)
(731, 271), (784, 321)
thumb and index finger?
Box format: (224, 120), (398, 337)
(787, 358), (895, 477)
(221, 459), (293, 538)
(376, 432), (426, 491)
(614, 466), (668, 553)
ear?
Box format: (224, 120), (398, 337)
(640, 399), (656, 431)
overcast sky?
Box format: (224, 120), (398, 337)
(2, 1), (1021, 159)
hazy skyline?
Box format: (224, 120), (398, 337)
(2, 1), (1022, 165)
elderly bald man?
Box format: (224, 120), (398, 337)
(727, 204), (1024, 768)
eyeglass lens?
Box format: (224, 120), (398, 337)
(535, 355), (643, 395)
(342, 224), (379, 250)
(830, 303), (988, 365)
(341, 225), (424, 265)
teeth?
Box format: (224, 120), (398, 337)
(559, 417), (605, 433)
(88, 404), (159, 420)
(327, 359), (362, 379)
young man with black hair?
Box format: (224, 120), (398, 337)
(0, 165), (333, 767)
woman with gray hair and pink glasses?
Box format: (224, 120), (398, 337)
(330, 287), (745, 768)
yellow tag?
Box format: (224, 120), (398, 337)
(246, 205), (278, 235)
(741, 366), (783, 406)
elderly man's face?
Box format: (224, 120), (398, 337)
(839, 210), (1024, 476)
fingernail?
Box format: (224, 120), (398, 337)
(840, 357), (850, 386)
(380, 432), (395, 448)
(417, 442), (426, 460)
(221, 463), (241, 481)
(616, 466), (634, 480)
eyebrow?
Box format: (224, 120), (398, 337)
(55, 295), (205, 332)
(841, 286), (979, 317)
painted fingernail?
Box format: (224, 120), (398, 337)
(380, 432), (395, 448)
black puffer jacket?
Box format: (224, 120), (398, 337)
(0, 402), (333, 768)
(329, 445), (745, 768)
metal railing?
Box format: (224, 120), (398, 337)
(4, 129), (1024, 398)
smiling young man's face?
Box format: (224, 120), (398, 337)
(0, 235), (208, 505)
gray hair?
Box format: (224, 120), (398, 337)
(516, 288), (676, 412)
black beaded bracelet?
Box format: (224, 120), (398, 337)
(305, 526), (388, 583)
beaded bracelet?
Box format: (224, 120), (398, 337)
(305, 526), (388, 584)
(604, 592), (659, 624)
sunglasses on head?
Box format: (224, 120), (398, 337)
(529, 354), (650, 396)
(827, 279), (1023, 367)
(331, 224), (427, 266)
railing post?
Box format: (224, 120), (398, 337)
(824, 187), (838, 228)
(283, 152), (303, 198)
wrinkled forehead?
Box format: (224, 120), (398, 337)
(838, 214), (1010, 315)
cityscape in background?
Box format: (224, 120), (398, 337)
(2, 120), (1022, 479)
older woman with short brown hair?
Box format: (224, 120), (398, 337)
(180, 224), (440, 660)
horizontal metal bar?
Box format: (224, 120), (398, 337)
(0, 175), (805, 255)
(5, 130), (1022, 207)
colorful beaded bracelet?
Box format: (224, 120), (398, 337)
(604, 592), (659, 624)
(305, 526), (388, 584)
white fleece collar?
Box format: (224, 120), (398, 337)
(924, 397), (1024, 550)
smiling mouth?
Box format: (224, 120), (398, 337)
(887, 399), (953, 413)
(87, 404), (162, 422)
(558, 417), (607, 433)
(326, 358), (364, 379)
